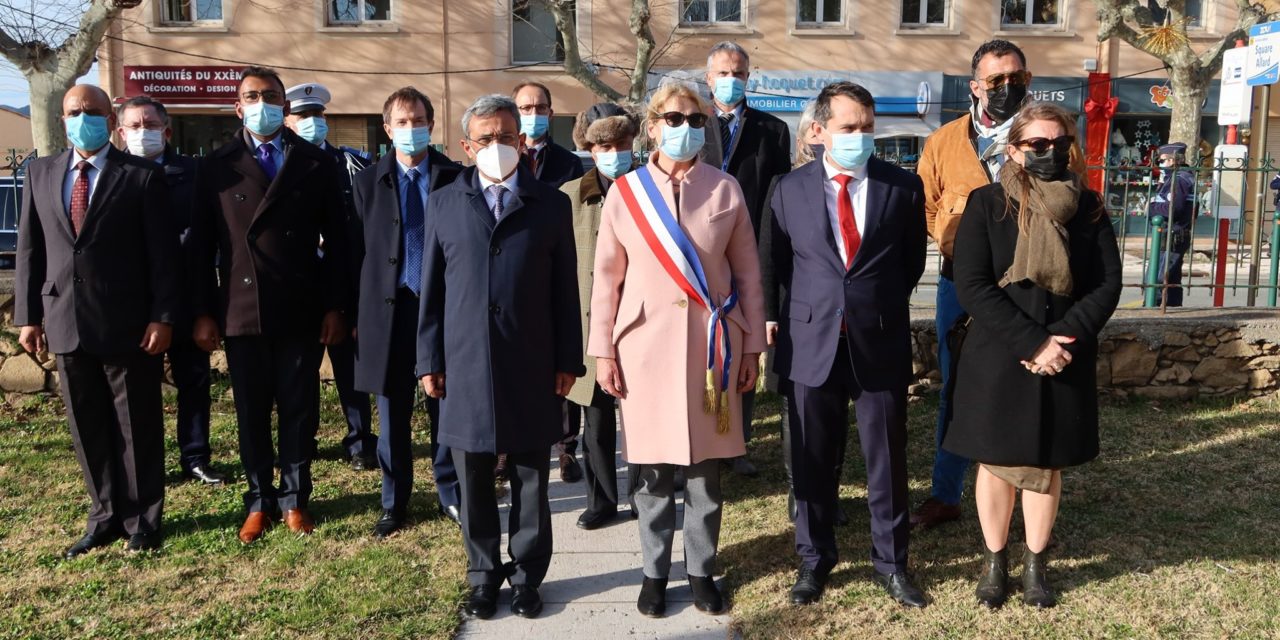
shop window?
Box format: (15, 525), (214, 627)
(901, 0), (946, 26)
(876, 137), (921, 168)
(512, 0), (571, 65)
(1147, 0), (1203, 28)
(329, 0), (391, 25)
(797, 0), (841, 26)
(680, 0), (744, 26)
(1000, 0), (1060, 28)
(161, 0), (223, 23)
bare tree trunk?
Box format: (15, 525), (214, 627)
(1166, 65), (1207, 151)
(626, 0), (655, 106)
(546, 0), (624, 102)
(27, 71), (70, 156)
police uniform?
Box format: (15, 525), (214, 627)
(1148, 142), (1197, 307)
(286, 82), (376, 465)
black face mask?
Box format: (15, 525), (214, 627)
(984, 82), (1028, 123)
(1021, 148), (1070, 181)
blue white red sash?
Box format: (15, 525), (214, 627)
(615, 166), (737, 430)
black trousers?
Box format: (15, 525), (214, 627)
(454, 449), (552, 588)
(166, 332), (212, 470)
(223, 334), (324, 513)
(568, 385), (620, 513)
(57, 349), (166, 536)
(790, 338), (910, 576)
(326, 337), (375, 457)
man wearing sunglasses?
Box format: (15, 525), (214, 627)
(1147, 142), (1197, 306)
(705, 40), (793, 478)
(914, 40), (1085, 531)
(188, 66), (351, 544)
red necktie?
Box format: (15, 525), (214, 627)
(70, 160), (90, 236)
(833, 173), (860, 269)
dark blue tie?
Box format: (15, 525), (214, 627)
(256, 143), (278, 181)
(401, 168), (425, 295)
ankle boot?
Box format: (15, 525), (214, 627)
(975, 546), (1009, 609)
(1022, 548), (1056, 608)
(637, 576), (668, 617)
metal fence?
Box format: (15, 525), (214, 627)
(0, 148), (34, 269)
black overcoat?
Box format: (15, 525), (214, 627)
(415, 165), (585, 454)
(942, 184), (1122, 468)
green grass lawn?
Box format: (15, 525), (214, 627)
(721, 393), (1280, 639)
(1, 381), (1278, 639)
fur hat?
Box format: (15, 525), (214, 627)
(573, 103), (639, 150)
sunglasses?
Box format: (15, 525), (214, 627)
(657, 111), (708, 128)
(980, 70), (1031, 90)
(1013, 135), (1074, 154)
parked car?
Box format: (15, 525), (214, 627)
(0, 175), (21, 270)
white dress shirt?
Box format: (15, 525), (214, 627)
(62, 144), (111, 216)
(822, 155), (869, 267)
(480, 170), (519, 214)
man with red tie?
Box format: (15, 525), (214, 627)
(763, 82), (928, 608)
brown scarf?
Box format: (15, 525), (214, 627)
(997, 162), (1081, 297)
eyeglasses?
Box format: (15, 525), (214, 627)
(979, 70), (1031, 90)
(1013, 135), (1074, 154)
(517, 103), (551, 115)
(468, 133), (521, 148)
(240, 90), (283, 103)
(656, 111), (708, 128)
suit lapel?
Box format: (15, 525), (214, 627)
(463, 171), (497, 233)
(228, 136), (271, 192)
(801, 161), (845, 275)
(850, 160), (889, 272)
(77, 152), (127, 243)
(255, 139), (310, 222)
(45, 150), (75, 240)
(726, 107), (757, 169)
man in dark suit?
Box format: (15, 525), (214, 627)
(705, 41), (792, 477)
(15, 85), (179, 557)
(188, 66), (350, 544)
(284, 82), (377, 471)
(351, 86), (464, 538)
(115, 95), (226, 486)
(767, 82), (928, 608)
(417, 94), (583, 620)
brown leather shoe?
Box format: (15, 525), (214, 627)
(238, 512), (273, 544)
(284, 509), (315, 535)
(909, 497), (961, 530)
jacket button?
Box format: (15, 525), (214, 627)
(490, 246), (501, 256)
(388, 257), (398, 265)
(835, 308), (843, 316)
(73, 276), (84, 284)
(243, 277), (253, 286)
(248, 233), (257, 242)
(844, 278), (852, 285)
(73, 249), (82, 255)
(490, 304), (501, 314)
(385, 297), (395, 305)
(676, 299), (688, 308)
(392, 218), (399, 226)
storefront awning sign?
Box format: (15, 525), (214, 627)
(124, 66), (243, 104)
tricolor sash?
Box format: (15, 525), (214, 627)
(615, 166), (737, 434)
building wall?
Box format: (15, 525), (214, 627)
(0, 109), (33, 155)
(98, 0), (1245, 156)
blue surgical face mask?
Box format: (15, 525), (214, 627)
(713, 77), (746, 107)
(659, 122), (705, 163)
(392, 126), (432, 156)
(294, 116), (328, 145)
(594, 150), (633, 180)
(242, 101), (285, 137)
(828, 132), (875, 170)
(520, 114), (549, 140)
(65, 114), (111, 152)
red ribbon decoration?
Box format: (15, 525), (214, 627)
(1083, 72), (1115, 193)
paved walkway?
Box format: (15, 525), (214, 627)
(455, 437), (735, 639)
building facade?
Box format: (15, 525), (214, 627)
(98, 0), (1246, 160)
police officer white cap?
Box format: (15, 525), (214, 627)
(286, 83), (331, 112)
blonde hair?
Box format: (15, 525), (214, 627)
(793, 100), (818, 168)
(1001, 101), (1101, 231)
(645, 83), (708, 122)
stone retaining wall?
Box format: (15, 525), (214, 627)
(3, 293), (1278, 403)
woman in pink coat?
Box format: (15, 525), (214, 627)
(588, 83), (767, 618)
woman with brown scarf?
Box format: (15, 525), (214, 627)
(942, 102), (1122, 609)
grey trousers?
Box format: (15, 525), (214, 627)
(454, 449), (552, 588)
(634, 458), (722, 579)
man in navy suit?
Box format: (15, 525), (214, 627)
(351, 87), (464, 538)
(417, 94), (583, 620)
(765, 82), (928, 608)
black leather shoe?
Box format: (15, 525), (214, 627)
(126, 531), (162, 553)
(689, 575), (726, 615)
(789, 566), (827, 605)
(874, 571), (928, 608)
(1022, 549), (1056, 608)
(64, 529), (124, 559)
(637, 576), (668, 617)
(464, 584), (499, 619)
(440, 504), (461, 526)
(975, 546), (1009, 609)
(350, 453), (377, 472)
(373, 509), (407, 539)
(511, 585), (543, 618)
(576, 508), (617, 530)
(183, 464), (227, 485)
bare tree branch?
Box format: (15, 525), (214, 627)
(544, 0), (624, 101)
(626, 0), (655, 104)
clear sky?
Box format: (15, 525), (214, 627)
(0, 0), (100, 109)
(0, 60), (99, 110)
